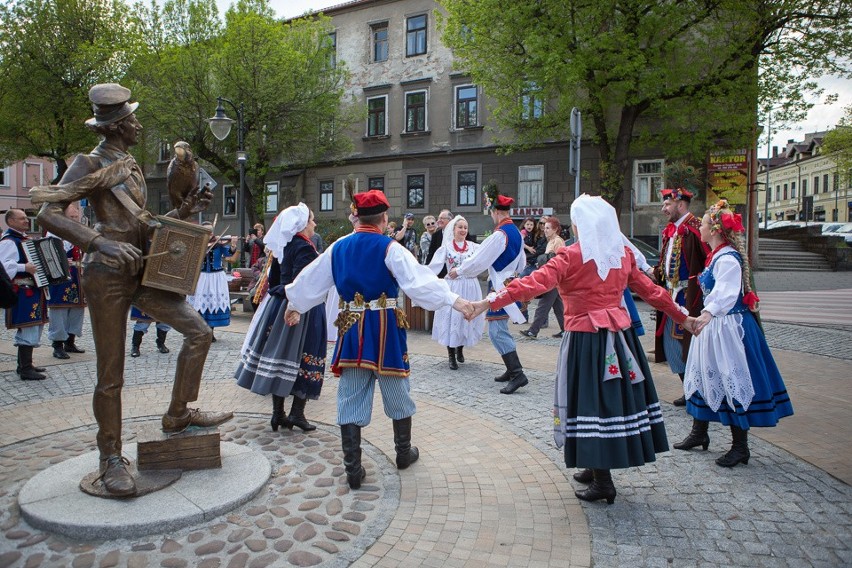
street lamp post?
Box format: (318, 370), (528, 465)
(208, 97), (248, 265)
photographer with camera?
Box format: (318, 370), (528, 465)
(244, 223), (266, 267)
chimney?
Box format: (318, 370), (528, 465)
(772, 146), (778, 157)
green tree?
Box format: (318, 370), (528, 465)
(0, 0), (142, 181)
(128, 0), (358, 226)
(821, 104), (852, 188)
(440, 0), (852, 215)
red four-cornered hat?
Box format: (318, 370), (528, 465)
(353, 189), (390, 216)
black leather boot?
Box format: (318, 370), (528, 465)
(271, 395), (289, 432)
(716, 426), (750, 467)
(674, 418), (710, 451)
(575, 469), (617, 504)
(18, 346), (46, 381)
(494, 352), (516, 382)
(456, 346), (464, 363)
(289, 396), (316, 431)
(573, 468), (594, 484)
(392, 417), (420, 469)
(340, 424), (366, 489)
(448, 346), (458, 370)
(156, 329), (170, 354)
(500, 351), (528, 394)
(130, 330), (143, 358)
(52, 340), (70, 359)
(64, 334), (85, 353)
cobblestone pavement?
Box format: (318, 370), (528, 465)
(0, 300), (850, 567)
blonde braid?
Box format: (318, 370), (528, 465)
(712, 202), (758, 312)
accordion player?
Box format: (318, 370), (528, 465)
(23, 237), (71, 296)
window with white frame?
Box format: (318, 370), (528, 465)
(521, 82), (543, 120)
(406, 14), (427, 57)
(633, 159), (664, 204)
(405, 90), (427, 133)
(367, 95), (388, 137)
(158, 141), (171, 162)
(265, 182), (279, 213)
(320, 180), (334, 211)
(223, 185), (237, 217)
(455, 85), (478, 129)
(0, 165), (8, 187)
(518, 165), (544, 207)
(456, 170), (478, 206)
(372, 22), (388, 62)
(327, 32), (337, 68)
(24, 162), (44, 188)
(406, 174), (425, 209)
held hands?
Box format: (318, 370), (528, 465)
(465, 299), (490, 321)
(284, 307), (301, 326)
(692, 311), (712, 335)
(452, 297), (474, 319)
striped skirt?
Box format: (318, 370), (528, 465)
(554, 328), (668, 470)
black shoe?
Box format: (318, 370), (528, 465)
(64, 335), (85, 353)
(716, 427), (750, 467)
(130, 330), (143, 358)
(574, 470), (616, 504)
(520, 329), (537, 338)
(271, 395), (289, 432)
(573, 468), (594, 484)
(156, 329), (170, 353)
(673, 396), (686, 407)
(289, 396), (316, 432)
(341, 424), (366, 489)
(52, 341), (70, 359)
(552, 331), (565, 338)
(456, 346), (464, 363)
(17, 346), (47, 380)
(673, 419), (710, 451)
(393, 417), (420, 469)
(500, 373), (528, 394)
(448, 347), (458, 370)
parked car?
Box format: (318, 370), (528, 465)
(626, 237), (660, 269)
(823, 223), (852, 244)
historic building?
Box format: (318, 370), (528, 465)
(757, 131), (851, 225)
(0, 157), (58, 233)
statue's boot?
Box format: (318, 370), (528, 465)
(99, 455), (137, 497)
(161, 408), (234, 433)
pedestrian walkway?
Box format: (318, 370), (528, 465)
(0, 296), (850, 567)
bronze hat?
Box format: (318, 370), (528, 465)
(85, 83), (139, 127)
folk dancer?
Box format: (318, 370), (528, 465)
(653, 188), (709, 406)
(284, 189), (471, 489)
(449, 182), (529, 394)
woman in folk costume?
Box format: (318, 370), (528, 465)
(186, 222), (237, 339)
(428, 215), (485, 369)
(469, 195), (696, 504)
(675, 200), (793, 467)
(235, 203), (327, 432)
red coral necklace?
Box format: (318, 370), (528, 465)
(452, 240), (468, 253)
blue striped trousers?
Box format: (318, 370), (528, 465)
(337, 367), (416, 426)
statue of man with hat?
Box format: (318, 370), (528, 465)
(447, 181), (530, 395)
(652, 188), (710, 407)
(33, 83), (233, 498)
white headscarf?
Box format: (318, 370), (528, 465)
(441, 215), (467, 252)
(264, 202), (310, 260)
(569, 194), (626, 281)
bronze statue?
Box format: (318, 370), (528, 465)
(33, 83), (232, 498)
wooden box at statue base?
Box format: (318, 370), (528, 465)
(142, 216), (211, 295)
(137, 426), (222, 471)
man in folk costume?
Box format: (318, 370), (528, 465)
(33, 83), (232, 497)
(46, 202), (87, 359)
(448, 182), (529, 395)
(652, 188), (709, 406)
(1, 209), (48, 380)
(284, 189), (471, 490)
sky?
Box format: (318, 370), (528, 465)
(218, 0), (850, 154)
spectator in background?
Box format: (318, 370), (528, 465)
(244, 223), (266, 267)
(520, 217), (535, 238)
(394, 212), (419, 258)
(419, 215), (437, 264)
(520, 217), (566, 339)
(520, 217), (547, 278)
(425, 209), (453, 269)
(385, 221), (397, 237)
(311, 229), (325, 253)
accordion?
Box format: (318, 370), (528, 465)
(23, 237), (71, 292)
